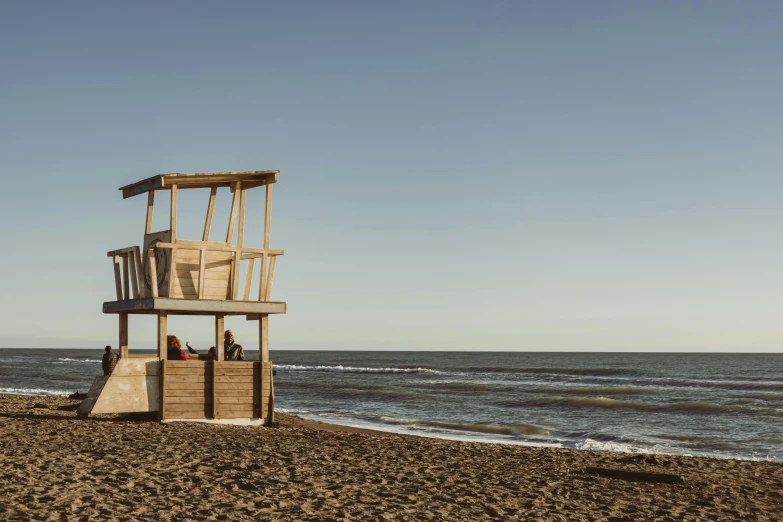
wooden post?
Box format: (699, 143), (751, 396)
(231, 186), (245, 299)
(113, 255), (123, 300)
(157, 312), (168, 360)
(226, 182), (240, 244)
(133, 246), (144, 298)
(145, 191), (154, 235)
(259, 314), (269, 362)
(265, 256), (276, 301)
(242, 258), (255, 301)
(128, 252), (139, 299)
(258, 184), (273, 301)
(215, 314), (225, 361)
(203, 187), (217, 241)
(148, 247), (158, 298)
(121, 255), (130, 300)
(198, 249), (206, 299)
(119, 313), (128, 359)
(170, 184), (177, 241)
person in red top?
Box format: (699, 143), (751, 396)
(166, 335), (188, 360)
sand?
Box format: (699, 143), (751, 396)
(1, 394), (781, 521)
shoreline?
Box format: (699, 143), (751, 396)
(2, 394), (782, 520)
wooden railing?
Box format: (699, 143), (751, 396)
(107, 246), (144, 300)
(143, 241), (282, 302)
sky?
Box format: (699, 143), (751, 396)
(0, 1), (781, 352)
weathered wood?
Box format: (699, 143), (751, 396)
(122, 176), (165, 199)
(165, 388), (213, 396)
(203, 187), (217, 241)
(214, 368), (255, 376)
(134, 246), (145, 298)
(214, 375), (254, 384)
(243, 257), (255, 301)
(258, 253), (267, 302)
(264, 183), (272, 249)
(145, 191), (155, 234)
(156, 241), (284, 256)
(128, 251), (139, 298)
(215, 315), (224, 362)
(106, 246), (139, 257)
(585, 467), (684, 484)
(164, 367), (207, 375)
(157, 312), (167, 360)
(113, 255), (123, 300)
(165, 374), (209, 383)
(119, 313), (128, 359)
(260, 314), (269, 362)
(165, 360), (208, 367)
(148, 247), (158, 298)
(226, 181), (240, 244)
(265, 256), (276, 301)
(103, 298), (287, 316)
(232, 187), (246, 299)
(164, 396), (212, 404)
(122, 255), (130, 300)
(198, 249), (206, 299)
(160, 358), (166, 421)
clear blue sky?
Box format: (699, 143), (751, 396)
(1, 1), (781, 351)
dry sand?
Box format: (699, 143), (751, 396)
(1, 394), (781, 521)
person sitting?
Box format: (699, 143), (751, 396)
(102, 345), (118, 376)
(167, 335), (189, 360)
(186, 330), (245, 361)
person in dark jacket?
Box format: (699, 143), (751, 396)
(102, 345), (118, 375)
(167, 335), (189, 361)
(186, 330), (245, 361)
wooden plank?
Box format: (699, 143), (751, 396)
(264, 183), (272, 249)
(260, 314), (269, 362)
(243, 258), (255, 301)
(215, 315), (224, 361)
(122, 175), (165, 199)
(211, 360), (218, 420)
(214, 376), (254, 384)
(216, 406), (255, 414)
(215, 397), (256, 404)
(264, 256), (276, 301)
(203, 187), (217, 241)
(119, 313), (128, 359)
(160, 357), (166, 421)
(165, 388), (213, 396)
(165, 360), (208, 367)
(164, 404), (209, 414)
(174, 248), (234, 261)
(145, 191), (155, 233)
(148, 248), (158, 298)
(164, 396), (212, 404)
(258, 253), (267, 302)
(122, 254), (130, 300)
(232, 186), (245, 300)
(128, 251), (139, 299)
(157, 312), (167, 360)
(106, 246), (138, 257)
(214, 369), (255, 376)
(164, 367), (206, 375)
(113, 255), (123, 300)
(226, 181), (240, 244)
(198, 249), (206, 299)
(165, 375), (209, 383)
(102, 298), (287, 316)
(134, 246), (145, 298)
(212, 389), (254, 398)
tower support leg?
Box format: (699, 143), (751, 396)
(119, 313), (128, 359)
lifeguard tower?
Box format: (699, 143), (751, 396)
(78, 170), (285, 424)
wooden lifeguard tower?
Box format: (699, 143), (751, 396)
(78, 170), (285, 423)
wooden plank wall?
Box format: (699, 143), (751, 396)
(170, 248), (232, 300)
(163, 360), (264, 420)
(163, 361), (213, 419)
(214, 361), (259, 419)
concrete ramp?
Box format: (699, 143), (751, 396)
(78, 357), (161, 417)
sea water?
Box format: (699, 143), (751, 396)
(1, 349), (781, 461)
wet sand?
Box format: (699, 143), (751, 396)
(1, 394), (781, 521)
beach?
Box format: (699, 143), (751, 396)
(1, 394), (781, 521)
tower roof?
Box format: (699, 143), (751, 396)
(119, 170), (278, 199)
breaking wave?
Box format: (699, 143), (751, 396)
(54, 358), (101, 364)
(0, 387), (70, 396)
(373, 416), (552, 436)
(275, 364), (442, 374)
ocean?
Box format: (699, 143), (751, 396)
(1, 349), (781, 461)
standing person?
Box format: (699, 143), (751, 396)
(167, 335), (189, 361)
(102, 346), (118, 376)
(186, 330), (245, 361)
